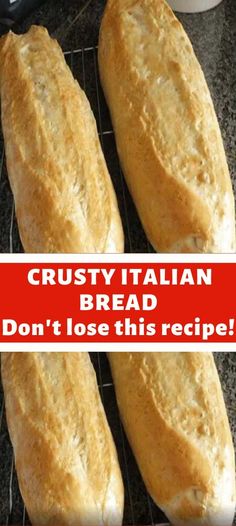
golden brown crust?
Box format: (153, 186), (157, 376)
(0, 26), (124, 253)
(1, 352), (124, 526)
(108, 352), (236, 525)
(98, 0), (235, 253)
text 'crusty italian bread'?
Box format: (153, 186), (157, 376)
(98, 0), (236, 253)
(1, 352), (124, 526)
(108, 352), (236, 525)
(0, 26), (124, 253)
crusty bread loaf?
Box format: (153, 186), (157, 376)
(1, 352), (124, 526)
(98, 0), (236, 253)
(108, 352), (236, 525)
(0, 26), (124, 253)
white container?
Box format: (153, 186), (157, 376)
(167, 0), (223, 13)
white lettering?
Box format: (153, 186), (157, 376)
(80, 295), (94, 310)
(28, 269), (40, 285)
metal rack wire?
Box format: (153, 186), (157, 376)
(0, 353), (168, 526)
(0, 45), (154, 254)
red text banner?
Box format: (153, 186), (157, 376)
(0, 255), (235, 348)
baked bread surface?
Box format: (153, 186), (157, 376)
(108, 352), (236, 525)
(0, 26), (124, 253)
(98, 0), (236, 253)
(1, 352), (124, 526)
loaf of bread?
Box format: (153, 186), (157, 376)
(0, 26), (124, 253)
(108, 352), (236, 525)
(98, 0), (236, 253)
(1, 352), (124, 526)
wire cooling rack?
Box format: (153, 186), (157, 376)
(0, 45), (154, 254)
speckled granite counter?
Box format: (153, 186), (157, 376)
(0, 0), (235, 252)
(0, 352), (235, 525)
